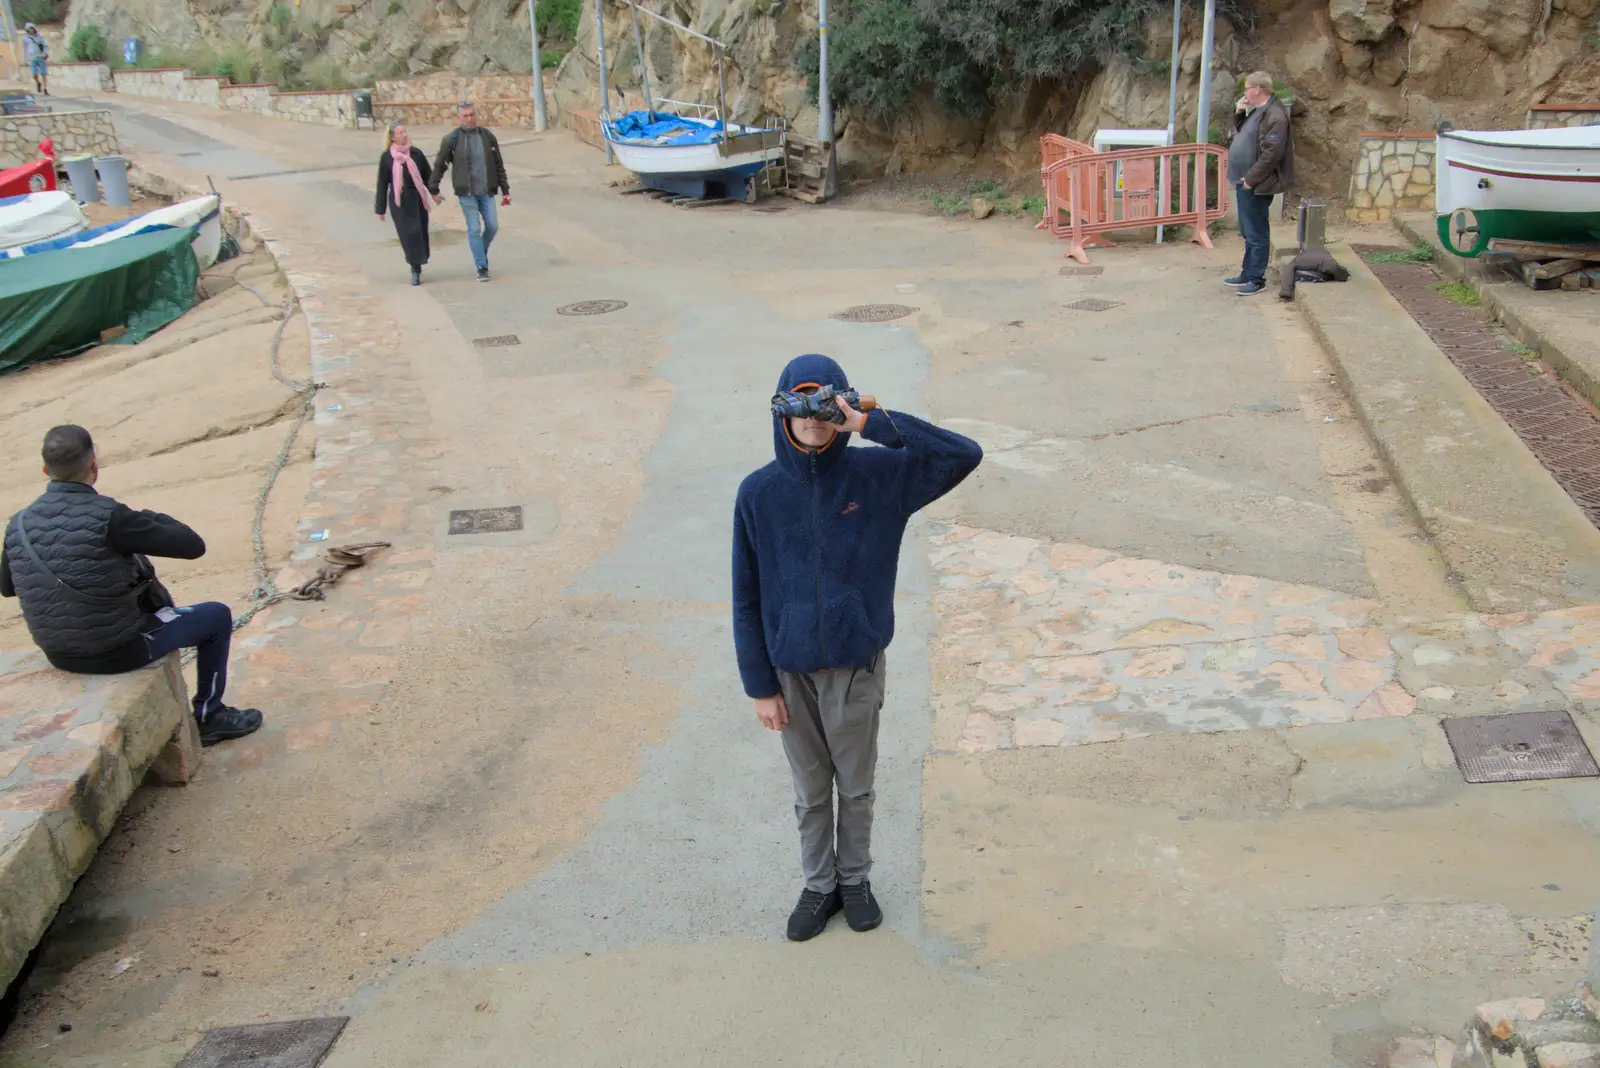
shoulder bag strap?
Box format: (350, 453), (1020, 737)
(15, 510), (141, 608)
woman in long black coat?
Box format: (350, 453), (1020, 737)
(374, 122), (433, 286)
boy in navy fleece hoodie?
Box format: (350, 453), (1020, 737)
(733, 353), (982, 942)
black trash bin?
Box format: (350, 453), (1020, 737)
(352, 88), (374, 129)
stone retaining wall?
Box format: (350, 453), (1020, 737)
(374, 73), (532, 103)
(111, 68), (190, 100)
(0, 109), (118, 167)
(1526, 103), (1600, 129)
(272, 89), (357, 126)
(219, 83), (276, 115)
(1346, 131), (1436, 222)
(47, 61), (112, 92)
(374, 97), (536, 127)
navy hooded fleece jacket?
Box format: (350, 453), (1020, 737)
(732, 354), (983, 699)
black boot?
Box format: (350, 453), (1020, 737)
(411, 267), (421, 286)
(786, 888), (841, 942)
(197, 706), (263, 747)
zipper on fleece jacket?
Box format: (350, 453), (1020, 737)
(810, 450), (829, 666)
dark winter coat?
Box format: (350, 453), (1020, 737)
(732, 354), (983, 698)
(1278, 246), (1349, 300)
(428, 126), (509, 198)
(1233, 94), (1295, 196)
(375, 145), (433, 268)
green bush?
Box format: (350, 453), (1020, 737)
(67, 24), (107, 61)
(799, 0), (1249, 124)
(386, 0), (404, 13)
(13, 0), (61, 24)
(541, 0), (583, 45)
(267, 2), (292, 31)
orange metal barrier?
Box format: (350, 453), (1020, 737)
(1036, 134), (1094, 232)
(1043, 142), (1231, 264)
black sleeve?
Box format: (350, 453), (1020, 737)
(375, 155), (391, 215)
(429, 131), (455, 195)
(0, 546), (13, 599)
(105, 503), (206, 560)
(490, 132), (510, 196)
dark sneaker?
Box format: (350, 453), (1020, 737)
(1223, 274), (1249, 286)
(841, 881), (883, 932)
(476, 266), (490, 282)
(1237, 281), (1266, 295)
(786, 887), (841, 942)
(197, 706), (263, 747)
(411, 268), (421, 286)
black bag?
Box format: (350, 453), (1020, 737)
(15, 511), (173, 615)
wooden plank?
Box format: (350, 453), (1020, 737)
(1562, 271), (1584, 291)
(778, 188), (823, 204)
(1528, 257), (1587, 281)
(1489, 237), (1600, 261)
(677, 197), (733, 209)
(617, 186), (652, 195)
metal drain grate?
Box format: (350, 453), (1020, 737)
(448, 506), (524, 535)
(1059, 266), (1105, 277)
(1064, 297), (1124, 312)
(1441, 710), (1600, 784)
(472, 334), (521, 348)
(178, 1017), (348, 1068)
(177, 151), (203, 158)
(557, 299), (628, 316)
(833, 304), (917, 323)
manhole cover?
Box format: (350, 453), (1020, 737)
(472, 334), (521, 348)
(1059, 265), (1105, 277)
(833, 304), (917, 323)
(1441, 710), (1600, 784)
(1064, 297), (1124, 312)
(178, 1017), (348, 1068)
(448, 506), (524, 535)
(557, 299), (628, 316)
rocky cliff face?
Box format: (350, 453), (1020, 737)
(68, 0), (1600, 198)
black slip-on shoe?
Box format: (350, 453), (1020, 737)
(786, 887), (842, 942)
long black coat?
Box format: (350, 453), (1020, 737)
(375, 146), (432, 269)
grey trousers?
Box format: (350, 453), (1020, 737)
(777, 653), (886, 894)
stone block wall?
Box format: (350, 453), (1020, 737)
(47, 62), (113, 91)
(1526, 103), (1600, 129)
(218, 84), (276, 115)
(374, 97), (535, 127)
(175, 75), (225, 108)
(271, 89), (356, 127)
(111, 68), (190, 100)
(374, 73), (532, 103)
(0, 109), (119, 167)
(1346, 131), (1437, 221)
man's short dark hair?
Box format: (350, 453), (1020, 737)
(42, 425), (95, 482)
(457, 101), (475, 113)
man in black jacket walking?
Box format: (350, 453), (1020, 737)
(0, 426), (263, 747)
(429, 102), (511, 282)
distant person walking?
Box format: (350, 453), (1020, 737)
(22, 24), (49, 97)
(375, 122), (433, 287)
(1223, 71), (1295, 296)
(428, 102), (510, 282)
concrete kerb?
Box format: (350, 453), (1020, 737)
(1297, 241), (1600, 612)
(1395, 213), (1600, 411)
(0, 653), (196, 998)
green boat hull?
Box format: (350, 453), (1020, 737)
(1438, 208), (1600, 257)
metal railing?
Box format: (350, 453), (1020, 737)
(1043, 142), (1230, 264)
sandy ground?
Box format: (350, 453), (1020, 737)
(0, 236), (313, 653)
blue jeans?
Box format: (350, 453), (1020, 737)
(1236, 183), (1272, 285)
(458, 194), (499, 270)
(142, 602), (232, 720)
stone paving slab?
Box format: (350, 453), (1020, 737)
(0, 650), (192, 993)
(932, 523), (1600, 752)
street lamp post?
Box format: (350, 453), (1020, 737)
(1194, 0), (1217, 145)
(594, 0), (615, 163)
(817, 0), (835, 197)
(530, 0), (548, 132)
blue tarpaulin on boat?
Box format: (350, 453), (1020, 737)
(608, 110), (723, 145)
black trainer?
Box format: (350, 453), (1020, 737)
(476, 266), (490, 282)
(197, 706), (263, 747)
(786, 887), (841, 942)
(841, 880), (883, 932)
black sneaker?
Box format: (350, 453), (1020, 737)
(786, 887), (841, 942)
(840, 880), (883, 932)
(476, 266), (490, 282)
(197, 706), (263, 747)
(1222, 274), (1249, 287)
(1236, 280), (1266, 296)
(411, 268), (421, 286)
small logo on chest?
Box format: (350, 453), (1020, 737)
(840, 502), (860, 516)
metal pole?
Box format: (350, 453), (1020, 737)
(1159, 0), (1181, 243)
(530, 0), (548, 131)
(629, 0), (654, 117)
(1194, 0), (1217, 145)
(817, 0), (835, 197)
(716, 46), (726, 134)
(594, 0), (614, 162)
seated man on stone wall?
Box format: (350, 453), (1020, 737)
(0, 426), (263, 747)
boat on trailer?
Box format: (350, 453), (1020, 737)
(602, 2), (786, 203)
(1437, 126), (1600, 257)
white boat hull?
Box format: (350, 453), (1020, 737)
(1435, 127), (1600, 255)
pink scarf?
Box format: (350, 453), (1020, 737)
(390, 141), (431, 212)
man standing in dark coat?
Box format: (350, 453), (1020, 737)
(428, 102), (510, 282)
(1224, 71), (1295, 296)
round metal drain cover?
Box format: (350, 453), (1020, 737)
(833, 304), (917, 323)
(557, 299), (628, 316)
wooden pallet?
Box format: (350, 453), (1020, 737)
(777, 133), (830, 203)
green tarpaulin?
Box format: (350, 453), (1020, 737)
(0, 228), (199, 372)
